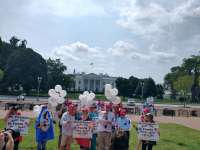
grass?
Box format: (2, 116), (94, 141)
(0, 120), (200, 150)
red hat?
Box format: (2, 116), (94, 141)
(119, 109), (126, 116)
(66, 100), (72, 106)
(143, 108), (150, 114)
(68, 104), (75, 110)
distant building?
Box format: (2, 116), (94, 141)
(73, 73), (117, 92)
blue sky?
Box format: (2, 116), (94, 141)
(1, 0), (200, 83)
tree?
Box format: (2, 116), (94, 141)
(143, 78), (157, 98)
(128, 76), (139, 96)
(63, 74), (74, 91)
(19, 39), (27, 48)
(9, 36), (20, 47)
(173, 75), (193, 106)
(134, 82), (142, 98)
(174, 75), (193, 94)
(156, 84), (164, 99)
(3, 48), (48, 92)
(116, 77), (130, 97)
(0, 39), (16, 69)
(164, 55), (200, 102)
(46, 58), (67, 89)
(0, 37), (2, 47)
(0, 69), (3, 81)
(182, 55), (200, 102)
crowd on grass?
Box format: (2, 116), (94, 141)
(0, 100), (159, 150)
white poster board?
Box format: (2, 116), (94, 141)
(137, 122), (159, 141)
(73, 121), (92, 138)
(7, 115), (30, 135)
(146, 97), (154, 105)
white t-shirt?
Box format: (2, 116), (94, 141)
(60, 112), (75, 136)
(97, 111), (115, 132)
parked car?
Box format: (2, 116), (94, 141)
(127, 98), (136, 106)
(17, 93), (26, 101)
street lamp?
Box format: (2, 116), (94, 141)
(141, 81), (144, 102)
(37, 76), (42, 101)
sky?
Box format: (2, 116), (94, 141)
(1, 0), (200, 83)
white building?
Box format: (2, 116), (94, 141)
(74, 73), (117, 92)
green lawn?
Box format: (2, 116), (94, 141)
(0, 120), (200, 150)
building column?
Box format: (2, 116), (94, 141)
(99, 80), (103, 92)
(87, 80), (90, 91)
(94, 79), (96, 92)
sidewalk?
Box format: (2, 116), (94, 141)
(128, 115), (200, 131)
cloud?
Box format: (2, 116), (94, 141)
(25, 0), (106, 17)
(108, 40), (135, 56)
(50, 40), (177, 80)
(1, 0), (200, 83)
(116, 0), (200, 36)
(107, 40), (177, 63)
(51, 41), (102, 60)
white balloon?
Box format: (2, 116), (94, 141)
(111, 88), (118, 96)
(105, 90), (112, 100)
(48, 89), (56, 97)
(83, 91), (89, 96)
(57, 97), (65, 104)
(79, 94), (84, 101)
(112, 96), (121, 105)
(48, 97), (58, 107)
(60, 90), (67, 97)
(55, 85), (62, 92)
(33, 105), (40, 111)
(87, 99), (93, 106)
(52, 92), (59, 99)
(89, 93), (95, 100)
(33, 105), (41, 116)
(105, 84), (112, 90)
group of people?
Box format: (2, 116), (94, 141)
(0, 100), (159, 150)
(57, 100), (131, 150)
(35, 99), (159, 150)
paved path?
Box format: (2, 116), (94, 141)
(128, 115), (200, 131)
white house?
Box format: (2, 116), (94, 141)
(73, 73), (117, 92)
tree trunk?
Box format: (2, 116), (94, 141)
(191, 67), (200, 103)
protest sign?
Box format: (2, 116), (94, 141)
(146, 97), (154, 105)
(73, 121), (92, 138)
(137, 122), (159, 141)
(7, 115), (30, 135)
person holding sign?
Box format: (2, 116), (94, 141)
(76, 107), (93, 150)
(35, 106), (54, 150)
(4, 106), (22, 150)
(115, 109), (131, 150)
(139, 113), (160, 150)
(88, 103), (98, 150)
(60, 104), (76, 150)
(97, 104), (115, 150)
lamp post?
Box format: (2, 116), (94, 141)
(140, 81), (145, 103)
(37, 76), (42, 101)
